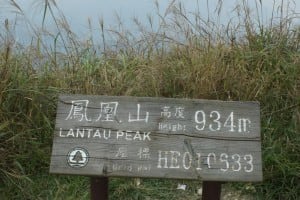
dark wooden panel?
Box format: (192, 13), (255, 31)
(50, 94), (262, 181)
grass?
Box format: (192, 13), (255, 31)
(1, 0), (300, 199)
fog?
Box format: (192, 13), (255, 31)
(1, 0), (299, 46)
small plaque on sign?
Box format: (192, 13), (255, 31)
(67, 147), (89, 168)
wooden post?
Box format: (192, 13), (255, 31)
(202, 181), (222, 200)
(91, 177), (108, 200)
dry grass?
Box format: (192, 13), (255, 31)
(0, 0), (299, 199)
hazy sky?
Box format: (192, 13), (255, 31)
(1, 0), (300, 45)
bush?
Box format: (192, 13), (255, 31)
(0, 0), (299, 199)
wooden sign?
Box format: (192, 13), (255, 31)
(50, 95), (262, 182)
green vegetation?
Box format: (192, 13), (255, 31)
(0, 0), (299, 199)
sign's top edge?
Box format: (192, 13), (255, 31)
(58, 94), (260, 104)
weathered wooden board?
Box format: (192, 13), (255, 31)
(50, 94), (262, 182)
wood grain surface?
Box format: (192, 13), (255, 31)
(50, 94), (262, 182)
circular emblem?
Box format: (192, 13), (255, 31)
(67, 147), (89, 168)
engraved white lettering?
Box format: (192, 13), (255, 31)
(195, 110), (206, 131)
(238, 118), (251, 133)
(137, 164), (151, 171)
(158, 122), (186, 132)
(194, 110), (252, 133)
(116, 130), (124, 139)
(220, 153), (229, 172)
(161, 106), (171, 118)
(125, 132), (133, 140)
(76, 129), (84, 138)
(143, 132), (151, 141)
(93, 129), (101, 138)
(115, 147), (128, 158)
(59, 128), (112, 139)
(232, 154), (241, 171)
(196, 153), (202, 170)
(182, 152), (192, 170)
(65, 100), (91, 121)
(96, 102), (119, 122)
(112, 163), (133, 172)
(157, 151), (168, 168)
(158, 150), (257, 173)
(59, 128), (65, 137)
(137, 147), (151, 160)
(224, 112), (236, 132)
(66, 129), (74, 137)
(209, 111), (221, 131)
(207, 153), (216, 169)
(116, 131), (151, 141)
(103, 129), (111, 139)
(128, 104), (149, 123)
(133, 131), (142, 140)
(174, 107), (185, 118)
(169, 151), (180, 169)
(244, 154), (254, 172)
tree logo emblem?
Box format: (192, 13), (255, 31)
(67, 147), (89, 168)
